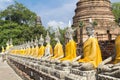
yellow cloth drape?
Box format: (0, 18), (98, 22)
(114, 35), (120, 64)
(2, 47), (5, 52)
(60, 40), (77, 61)
(26, 48), (31, 56)
(6, 46), (10, 51)
(51, 43), (64, 59)
(78, 37), (102, 68)
(37, 46), (45, 58)
(20, 49), (25, 55)
(33, 46), (39, 58)
(31, 47), (35, 57)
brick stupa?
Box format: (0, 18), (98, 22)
(73, 0), (118, 43)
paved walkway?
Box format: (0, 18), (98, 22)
(0, 57), (22, 80)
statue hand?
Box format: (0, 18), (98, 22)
(79, 62), (94, 71)
(98, 64), (112, 72)
(98, 62), (105, 69)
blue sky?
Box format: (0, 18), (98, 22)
(0, 0), (119, 28)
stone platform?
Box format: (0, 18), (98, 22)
(6, 54), (120, 80)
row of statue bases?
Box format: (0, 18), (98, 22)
(1, 19), (120, 79)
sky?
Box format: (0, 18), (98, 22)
(0, 0), (120, 28)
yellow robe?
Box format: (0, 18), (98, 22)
(2, 47), (5, 52)
(29, 48), (32, 56)
(60, 40), (77, 61)
(20, 49), (25, 55)
(26, 48), (31, 56)
(6, 45), (10, 51)
(51, 43), (64, 59)
(31, 47), (36, 57)
(114, 35), (120, 64)
(78, 37), (102, 68)
(33, 46), (39, 58)
(37, 46), (45, 58)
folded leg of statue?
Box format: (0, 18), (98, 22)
(78, 62), (95, 71)
(70, 62), (82, 68)
(61, 60), (71, 67)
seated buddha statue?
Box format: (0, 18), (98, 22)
(98, 34), (120, 78)
(29, 39), (35, 58)
(5, 40), (10, 51)
(60, 21), (77, 62)
(71, 19), (102, 71)
(37, 34), (45, 59)
(33, 37), (39, 58)
(41, 32), (53, 60)
(2, 46), (5, 53)
(51, 28), (64, 60)
(9, 38), (13, 48)
(25, 41), (31, 57)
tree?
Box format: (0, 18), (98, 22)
(112, 2), (120, 24)
(0, 1), (47, 51)
(0, 1), (37, 26)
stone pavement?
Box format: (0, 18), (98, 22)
(0, 57), (22, 80)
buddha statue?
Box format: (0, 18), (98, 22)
(72, 19), (102, 71)
(41, 32), (53, 60)
(29, 39), (35, 58)
(37, 34), (45, 59)
(98, 34), (120, 78)
(9, 38), (13, 48)
(6, 40), (10, 51)
(51, 28), (64, 60)
(2, 46), (5, 53)
(24, 42), (30, 57)
(25, 41), (31, 57)
(33, 37), (39, 58)
(60, 21), (77, 62)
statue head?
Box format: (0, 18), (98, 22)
(86, 23), (94, 37)
(65, 21), (74, 40)
(34, 36), (38, 46)
(54, 28), (61, 43)
(39, 34), (44, 45)
(45, 32), (50, 44)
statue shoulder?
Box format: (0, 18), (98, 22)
(90, 37), (98, 43)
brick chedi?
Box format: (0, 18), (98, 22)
(73, 0), (117, 43)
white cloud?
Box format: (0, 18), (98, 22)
(36, 0), (77, 27)
(47, 20), (68, 29)
(0, 0), (13, 10)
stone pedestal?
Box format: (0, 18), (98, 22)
(65, 69), (96, 80)
(98, 74), (120, 80)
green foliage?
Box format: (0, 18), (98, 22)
(0, 1), (67, 51)
(92, 21), (98, 27)
(79, 21), (84, 28)
(0, 1), (46, 51)
(112, 2), (120, 24)
(0, 1), (36, 26)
